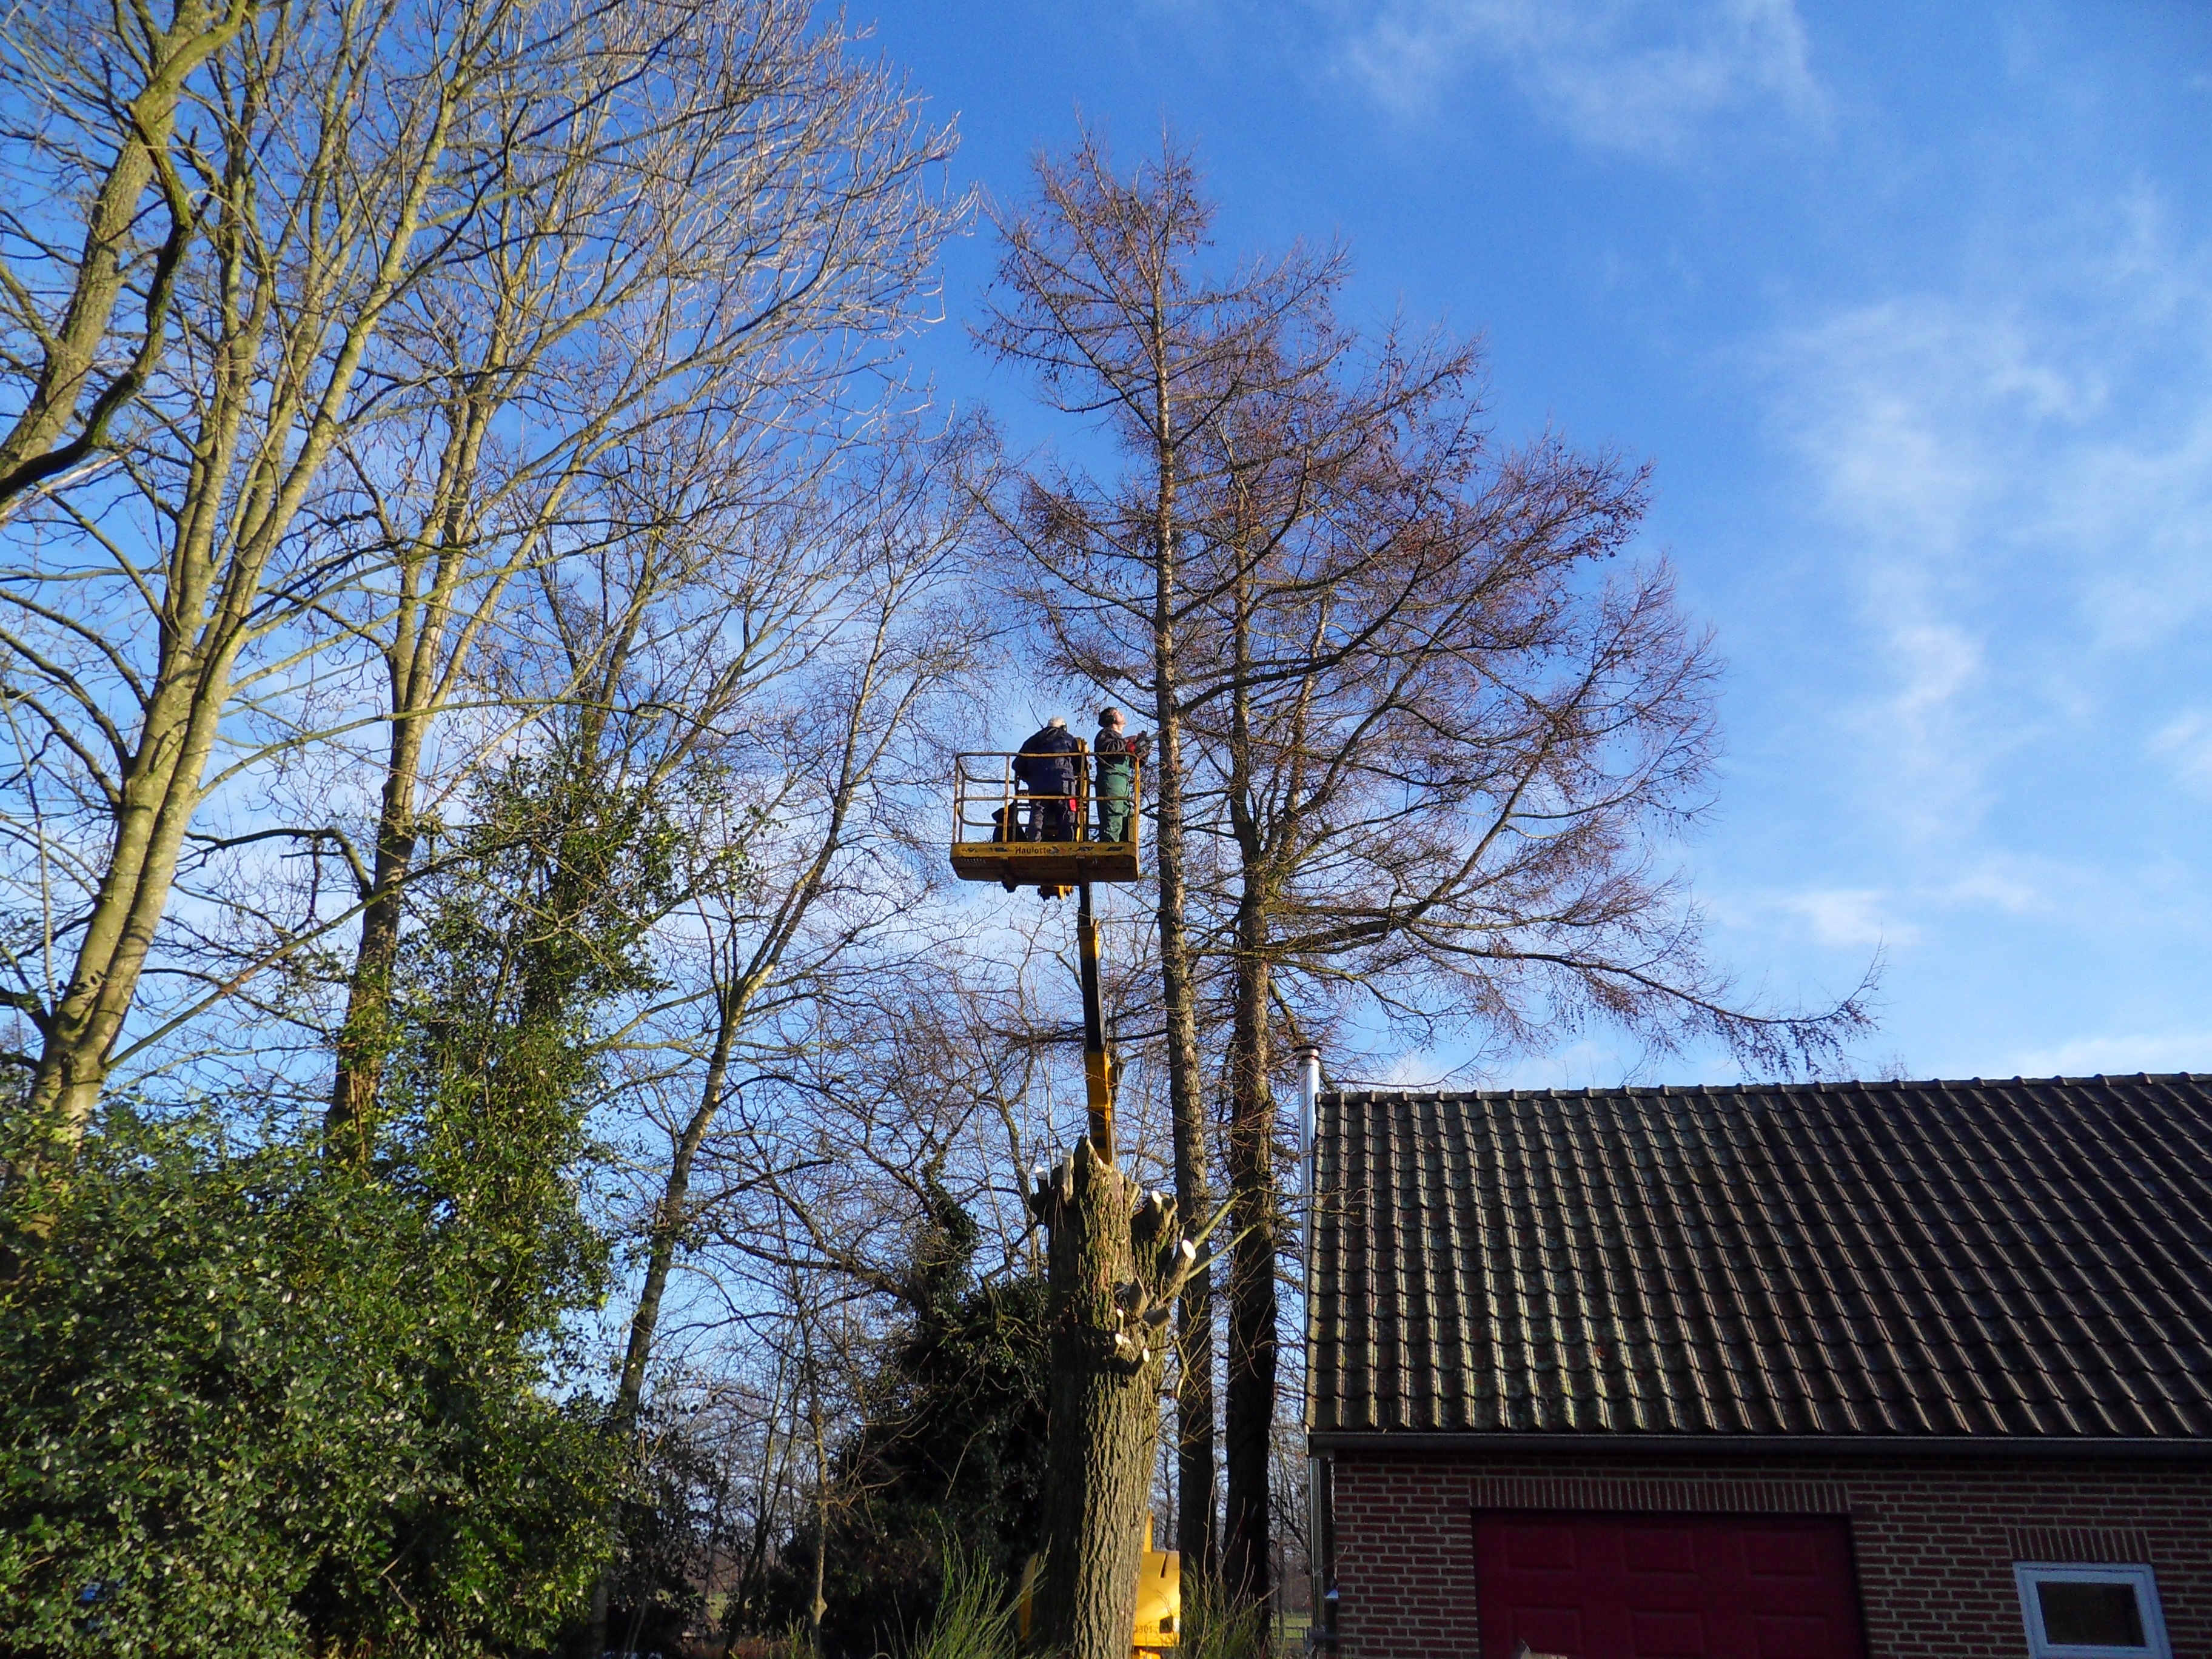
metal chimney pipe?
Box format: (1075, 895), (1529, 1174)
(1295, 1044), (1329, 1648)
(1299, 1047), (1319, 1164)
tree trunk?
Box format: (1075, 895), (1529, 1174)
(808, 1339), (830, 1657)
(615, 985), (740, 1426)
(0, 1), (245, 509)
(1157, 712), (1216, 1578)
(27, 625), (241, 1145)
(326, 703), (429, 1156)
(22, 53), (463, 1158)
(1222, 932), (1278, 1612)
(1221, 567), (1277, 1613)
(327, 397), (493, 1151)
(1030, 1137), (1190, 1659)
(1150, 401), (1216, 1582)
(581, 981), (743, 1654)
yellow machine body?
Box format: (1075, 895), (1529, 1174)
(1133, 1518), (1181, 1651)
(1084, 1047), (1116, 1114)
(1015, 1518), (1181, 1654)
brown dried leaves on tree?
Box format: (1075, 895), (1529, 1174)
(980, 130), (1875, 1617)
(973, 126), (1349, 1578)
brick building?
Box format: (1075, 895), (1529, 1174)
(1305, 1075), (2212, 1658)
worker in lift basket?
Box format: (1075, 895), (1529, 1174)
(1013, 716), (1083, 842)
(1093, 706), (1147, 845)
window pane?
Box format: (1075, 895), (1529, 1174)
(2038, 1581), (2147, 1647)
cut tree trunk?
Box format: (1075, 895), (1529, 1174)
(1029, 1137), (1193, 1659)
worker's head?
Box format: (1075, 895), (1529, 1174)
(1047, 716), (1066, 728)
(1099, 706), (1123, 731)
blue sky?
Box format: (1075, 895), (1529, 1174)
(874, 0), (2212, 1087)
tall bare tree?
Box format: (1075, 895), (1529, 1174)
(606, 426), (989, 1443)
(492, 427), (982, 1651)
(319, 0), (960, 1150)
(0, 0), (611, 1154)
(0, 0), (962, 1163)
(974, 130), (1342, 1572)
(983, 137), (1876, 1620)
(1180, 316), (1875, 1615)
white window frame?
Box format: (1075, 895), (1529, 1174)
(2014, 1563), (2172, 1659)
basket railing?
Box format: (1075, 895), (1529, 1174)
(953, 749), (1142, 848)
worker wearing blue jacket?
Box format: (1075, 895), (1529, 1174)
(1013, 717), (1083, 842)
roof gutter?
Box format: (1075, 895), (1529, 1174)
(1309, 1430), (2212, 1462)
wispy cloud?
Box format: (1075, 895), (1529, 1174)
(1324, 0), (1824, 155)
(1773, 886), (1917, 948)
(1762, 210), (2212, 837)
(2153, 711), (2212, 797)
(1721, 848), (2196, 964)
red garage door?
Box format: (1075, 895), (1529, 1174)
(1473, 1512), (1866, 1659)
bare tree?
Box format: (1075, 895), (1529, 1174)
(973, 129), (1342, 1572)
(607, 426), (990, 1441)
(0, 0), (248, 510)
(0, 0), (617, 1153)
(504, 427), (984, 1650)
(320, 0), (960, 1149)
(0, 0), (964, 1163)
(623, 851), (1214, 1655)
(981, 136), (1875, 1621)
(1178, 314), (1875, 1615)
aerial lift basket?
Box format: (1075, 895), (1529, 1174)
(948, 749), (1142, 889)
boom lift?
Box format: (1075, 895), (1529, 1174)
(950, 745), (1139, 1154)
(952, 745), (1175, 1652)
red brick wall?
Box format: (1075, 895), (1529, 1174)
(1327, 1450), (2212, 1659)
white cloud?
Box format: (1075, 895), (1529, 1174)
(1376, 1048), (1441, 1087)
(2151, 711), (2212, 796)
(1939, 859), (2059, 919)
(1723, 850), (2176, 960)
(1774, 886), (1917, 947)
(1327, 0), (1824, 154)
(1926, 853), (2173, 934)
(1489, 1037), (1666, 1090)
(1763, 212), (2212, 838)
(1742, 864), (2089, 950)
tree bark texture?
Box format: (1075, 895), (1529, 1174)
(0, 1), (245, 509)
(325, 702), (429, 1156)
(1222, 930), (1278, 1609)
(327, 393), (494, 1150)
(1151, 422), (1216, 1583)
(1221, 570), (1279, 1610)
(580, 982), (743, 1655)
(1029, 1137), (1195, 1659)
(23, 30), (468, 1152)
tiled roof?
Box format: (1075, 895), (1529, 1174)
(1307, 1076), (2212, 1440)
